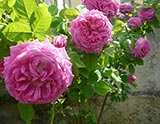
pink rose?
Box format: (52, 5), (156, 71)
(128, 17), (142, 27)
(131, 38), (151, 58)
(119, 2), (133, 14)
(138, 8), (154, 22)
(52, 34), (67, 48)
(69, 10), (113, 53)
(0, 60), (4, 78)
(82, 0), (120, 20)
(3, 39), (74, 104)
(128, 73), (136, 83)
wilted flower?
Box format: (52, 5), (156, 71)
(138, 8), (155, 22)
(3, 39), (74, 104)
(128, 17), (142, 27)
(82, 0), (120, 20)
(0, 60), (4, 78)
(131, 38), (151, 58)
(119, 2), (133, 14)
(69, 10), (113, 53)
(52, 34), (67, 48)
(128, 73), (136, 83)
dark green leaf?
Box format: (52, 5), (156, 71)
(129, 64), (135, 74)
(83, 84), (94, 98)
(48, 5), (58, 16)
(83, 53), (99, 72)
(17, 102), (35, 124)
(134, 58), (144, 66)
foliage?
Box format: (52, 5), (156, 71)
(0, 0), (159, 124)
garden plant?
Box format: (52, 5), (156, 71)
(0, 0), (160, 124)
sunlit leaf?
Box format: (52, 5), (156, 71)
(13, 0), (38, 22)
(30, 7), (52, 33)
(2, 22), (32, 42)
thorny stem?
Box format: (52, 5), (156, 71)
(97, 93), (109, 124)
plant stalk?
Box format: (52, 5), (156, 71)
(97, 93), (109, 124)
(50, 104), (55, 124)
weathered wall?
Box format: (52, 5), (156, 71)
(93, 29), (160, 124)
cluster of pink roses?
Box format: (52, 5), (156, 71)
(128, 8), (155, 28)
(0, 0), (154, 104)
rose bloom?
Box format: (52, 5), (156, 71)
(52, 34), (67, 48)
(69, 10), (113, 53)
(128, 73), (136, 83)
(119, 2), (133, 14)
(128, 17), (142, 27)
(138, 8), (155, 22)
(82, 0), (120, 20)
(131, 38), (151, 58)
(118, 13), (125, 19)
(3, 39), (74, 104)
(0, 60), (4, 78)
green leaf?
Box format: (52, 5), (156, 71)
(13, 0), (38, 22)
(2, 22), (32, 42)
(0, 0), (7, 9)
(111, 70), (122, 82)
(0, 9), (4, 19)
(7, 0), (16, 7)
(17, 102), (35, 124)
(83, 53), (99, 72)
(129, 64), (135, 74)
(134, 58), (144, 66)
(51, 17), (63, 28)
(102, 68), (112, 77)
(59, 8), (79, 21)
(83, 84), (94, 98)
(68, 89), (79, 101)
(48, 5), (58, 16)
(131, 83), (138, 89)
(112, 20), (124, 34)
(69, 52), (86, 68)
(30, 7), (52, 33)
(94, 81), (111, 96)
(88, 72), (99, 83)
(121, 74), (128, 83)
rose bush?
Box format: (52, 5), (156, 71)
(0, 0), (159, 123)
